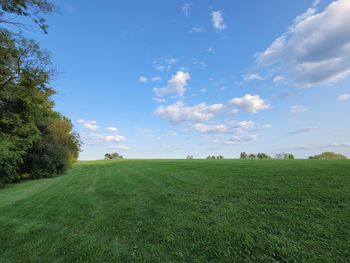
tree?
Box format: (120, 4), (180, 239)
(240, 152), (247, 159)
(105, 152), (123, 160)
(248, 153), (256, 160)
(21, 117), (81, 178)
(257, 153), (271, 159)
(104, 153), (112, 160)
(309, 152), (347, 160)
(186, 155), (193, 159)
(0, 25), (80, 184)
(0, 0), (55, 33)
(275, 153), (295, 159)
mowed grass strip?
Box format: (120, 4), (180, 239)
(0, 160), (349, 262)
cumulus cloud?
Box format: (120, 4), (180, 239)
(154, 101), (224, 124)
(291, 105), (307, 113)
(104, 135), (126, 142)
(230, 94), (270, 113)
(211, 11), (226, 31)
(78, 120), (98, 130)
(256, 0), (350, 87)
(153, 71), (190, 97)
(337, 94), (350, 101)
(106, 127), (118, 132)
(194, 121), (255, 134)
(193, 123), (229, 134)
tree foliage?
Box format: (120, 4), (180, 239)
(309, 152), (347, 160)
(0, 0), (55, 33)
(105, 152), (123, 160)
(0, 28), (80, 186)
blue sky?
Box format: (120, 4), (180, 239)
(26, 0), (350, 159)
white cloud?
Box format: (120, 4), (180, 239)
(108, 145), (129, 150)
(154, 101), (224, 124)
(182, 3), (190, 16)
(337, 94), (350, 101)
(261, 124), (272, 129)
(207, 47), (214, 52)
(211, 11), (226, 31)
(152, 97), (167, 103)
(190, 26), (205, 33)
(224, 134), (257, 145)
(139, 76), (148, 83)
(193, 123), (229, 134)
(243, 73), (265, 81)
(78, 120), (98, 130)
(256, 0), (350, 87)
(291, 105), (307, 113)
(230, 94), (270, 113)
(153, 71), (190, 97)
(106, 127), (118, 132)
(104, 135), (126, 142)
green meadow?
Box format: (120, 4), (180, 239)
(1, 160), (350, 262)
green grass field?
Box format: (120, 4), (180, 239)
(1, 160), (350, 262)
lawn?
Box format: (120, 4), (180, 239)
(0, 160), (349, 262)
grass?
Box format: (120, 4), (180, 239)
(0, 159), (350, 262)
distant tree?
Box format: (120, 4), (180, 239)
(275, 153), (283, 159)
(104, 153), (112, 160)
(186, 155), (193, 159)
(206, 155), (216, 159)
(287, 154), (295, 160)
(240, 152), (247, 159)
(105, 152), (123, 160)
(257, 153), (271, 159)
(217, 155), (224, 159)
(308, 152), (347, 160)
(275, 153), (295, 159)
(248, 153), (256, 160)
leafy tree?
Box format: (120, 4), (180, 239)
(186, 155), (193, 159)
(0, 0), (55, 33)
(240, 152), (247, 159)
(309, 152), (347, 160)
(217, 155), (224, 159)
(21, 117), (80, 178)
(0, 26), (80, 184)
(0, 137), (21, 185)
(248, 153), (256, 160)
(257, 153), (271, 159)
(275, 153), (295, 159)
(104, 153), (112, 160)
(105, 152), (123, 160)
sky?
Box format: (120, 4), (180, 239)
(23, 0), (350, 160)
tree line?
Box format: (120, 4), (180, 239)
(0, 1), (80, 186)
